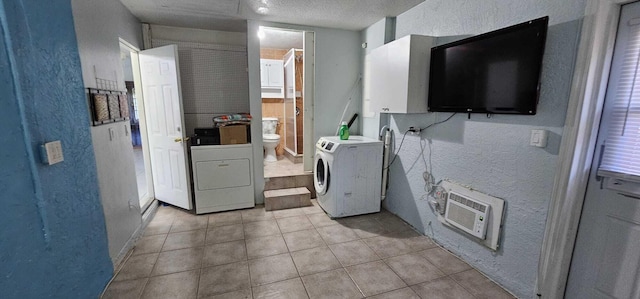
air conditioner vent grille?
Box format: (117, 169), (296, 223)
(449, 192), (487, 213)
(444, 191), (490, 239)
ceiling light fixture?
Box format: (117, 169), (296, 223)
(257, 6), (269, 14)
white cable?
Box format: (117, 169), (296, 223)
(335, 76), (362, 135)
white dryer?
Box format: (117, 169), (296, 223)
(314, 136), (383, 218)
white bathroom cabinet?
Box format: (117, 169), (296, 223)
(260, 59), (284, 98)
(363, 35), (435, 115)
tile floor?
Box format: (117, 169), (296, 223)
(102, 201), (515, 299)
(264, 157), (304, 178)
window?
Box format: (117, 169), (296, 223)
(598, 20), (640, 189)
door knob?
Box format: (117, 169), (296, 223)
(174, 137), (190, 143)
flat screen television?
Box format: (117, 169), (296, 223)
(428, 16), (548, 115)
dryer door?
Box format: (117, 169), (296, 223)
(314, 151), (330, 195)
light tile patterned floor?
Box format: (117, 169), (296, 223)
(264, 157), (304, 178)
(102, 201), (515, 299)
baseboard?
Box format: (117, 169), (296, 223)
(111, 200), (159, 272)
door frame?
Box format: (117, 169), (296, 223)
(536, 0), (636, 297)
(248, 21), (316, 204)
(119, 38), (155, 212)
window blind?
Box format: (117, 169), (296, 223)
(599, 21), (640, 181)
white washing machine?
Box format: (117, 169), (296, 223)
(314, 136), (383, 218)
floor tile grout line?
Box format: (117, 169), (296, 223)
(116, 205), (514, 298)
(342, 263), (367, 298)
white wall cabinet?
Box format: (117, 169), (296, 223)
(363, 35), (435, 115)
(260, 59), (284, 98)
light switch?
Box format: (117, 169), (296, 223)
(41, 140), (64, 165)
(530, 129), (548, 148)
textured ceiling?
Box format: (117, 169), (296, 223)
(260, 27), (303, 49)
(120, 0), (425, 32)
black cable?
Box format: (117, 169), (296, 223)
(385, 113), (457, 170)
(419, 113), (457, 132)
(385, 129), (410, 170)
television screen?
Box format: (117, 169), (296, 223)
(428, 16), (548, 115)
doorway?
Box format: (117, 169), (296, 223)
(258, 27), (310, 178)
(120, 40), (154, 211)
(565, 2), (640, 298)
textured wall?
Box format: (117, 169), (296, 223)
(366, 1), (587, 298)
(0, 0), (112, 298)
(71, 0), (143, 263)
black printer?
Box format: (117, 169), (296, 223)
(191, 126), (251, 146)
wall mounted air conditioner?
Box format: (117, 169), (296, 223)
(444, 191), (490, 239)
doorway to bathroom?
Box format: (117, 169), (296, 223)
(258, 27), (311, 178)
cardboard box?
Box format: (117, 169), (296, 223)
(219, 125), (248, 145)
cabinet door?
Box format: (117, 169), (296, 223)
(260, 60), (269, 87)
(267, 60), (284, 87)
(385, 37), (411, 113)
(368, 45), (389, 114)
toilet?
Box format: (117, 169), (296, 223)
(262, 117), (280, 162)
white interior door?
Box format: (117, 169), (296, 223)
(565, 3), (640, 298)
(139, 45), (191, 210)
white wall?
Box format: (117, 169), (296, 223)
(71, 0), (143, 265)
(361, 1), (587, 297)
(247, 20), (362, 203)
(150, 25), (247, 46)
(149, 25), (249, 135)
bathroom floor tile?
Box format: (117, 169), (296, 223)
(329, 240), (379, 267)
(102, 205), (514, 298)
(419, 247), (472, 275)
(241, 207), (275, 223)
(291, 247), (341, 276)
(282, 229), (326, 252)
(162, 230), (205, 251)
(450, 269), (515, 299)
(152, 247), (203, 276)
(411, 277), (474, 299)
(133, 234), (167, 255)
(345, 261), (406, 297)
(206, 224), (244, 244)
(252, 277), (309, 299)
(384, 253), (445, 285)
(102, 278), (147, 299)
(362, 234), (412, 258)
(273, 207), (305, 219)
(114, 253), (158, 281)
(307, 213), (338, 228)
(140, 270), (199, 299)
(169, 216), (208, 233)
(208, 211), (242, 227)
(316, 224), (360, 244)
(203, 240), (247, 267)
(249, 253), (299, 286)
(276, 215), (314, 233)
(243, 220), (280, 239)
(199, 262), (251, 297)
(367, 287), (419, 299)
(301, 268), (363, 299)
(245, 235), (288, 259)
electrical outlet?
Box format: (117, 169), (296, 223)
(408, 126), (420, 135)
